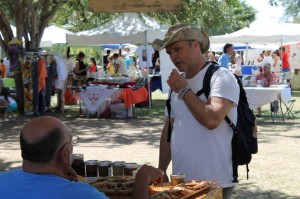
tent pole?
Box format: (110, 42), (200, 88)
(245, 43), (249, 65)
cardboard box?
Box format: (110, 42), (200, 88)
(110, 103), (132, 118)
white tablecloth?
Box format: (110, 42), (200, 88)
(244, 86), (292, 109)
(79, 85), (121, 114)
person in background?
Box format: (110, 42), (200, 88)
(74, 52), (87, 85)
(279, 47), (290, 72)
(255, 63), (273, 87)
(103, 49), (111, 72)
(106, 55), (115, 75)
(0, 87), (17, 120)
(0, 59), (7, 78)
(218, 43), (234, 69)
(152, 50), (160, 74)
(112, 53), (128, 76)
(208, 52), (216, 62)
(89, 57), (97, 73)
(258, 50), (273, 71)
(279, 46), (291, 84)
(66, 55), (75, 86)
(272, 50), (281, 73)
(233, 53), (242, 75)
(257, 51), (264, 62)
(0, 116), (163, 199)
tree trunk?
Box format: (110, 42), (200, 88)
(14, 71), (24, 114)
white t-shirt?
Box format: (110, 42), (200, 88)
(259, 55), (273, 71)
(136, 45), (154, 68)
(115, 57), (128, 76)
(168, 65), (239, 188)
(66, 59), (75, 74)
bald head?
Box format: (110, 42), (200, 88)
(20, 116), (71, 163)
(22, 116), (69, 143)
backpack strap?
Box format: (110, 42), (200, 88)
(166, 90), (173, 143)
(195, 62), (243, 183)
(195, 62), (220, 98)
(166, 61), (212, 143)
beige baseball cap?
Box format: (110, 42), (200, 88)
(152, 24), (210, 53)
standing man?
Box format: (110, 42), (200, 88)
(279, 46), (291, 83)
(112, 53), (128, 76)
(218, 43), (234, 69)
(152, 24), (239, 199)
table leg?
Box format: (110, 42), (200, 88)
(279, 100), (284, 122)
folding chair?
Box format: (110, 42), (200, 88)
(284, 99), (296, 119)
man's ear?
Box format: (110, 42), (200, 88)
(192, 40), (201, 51)
(57, 143), (71, 165)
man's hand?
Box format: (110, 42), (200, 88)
(136, 165), (163, 184)
(133, 165), (164, 199)
(167, 69), (188, 92)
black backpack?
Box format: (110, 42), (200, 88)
(166, 61), (258, 183)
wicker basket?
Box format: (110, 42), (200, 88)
(90, 176), (134, 199)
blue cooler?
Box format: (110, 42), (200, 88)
(241, 66), (253, 75)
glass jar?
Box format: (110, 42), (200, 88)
(71, 154), (85, 176)
(112, 161), (125, 176)
(85, 160), (98, 177)
(124, 163), (138, 176)
(170, 173), (185, 186)
(98, 161), (112, 177)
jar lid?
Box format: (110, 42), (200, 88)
(124, 163), (138, 169)
(85, 160), (98, 165)
(97, 161), (112, 166)
(113, 161), (125, 167)
(170, 173), (185, 179)
(72, 154), (84, 159)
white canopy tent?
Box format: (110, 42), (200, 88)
(210, 19), (300, 64)
(66, 13), (172, 94)
(210, 19), (300, 44)
(66, 13), (168, 45)
(40, 25), (74, 47)
(4, 25), (73, 47)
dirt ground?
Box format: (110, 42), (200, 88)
(1, 91), (300, 199)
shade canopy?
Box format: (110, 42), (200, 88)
(5, 25), (74, 47)
(66, 13), (168, 45)
(41, 25), (74, 47)
(88, 0), (182, 12)
(210, 19), (300, 44)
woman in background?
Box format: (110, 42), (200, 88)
(74, 52), (87, 85)
(255, 63), (273, 87)
(272, 50), (281, 73)
(89, 57), (97, 72)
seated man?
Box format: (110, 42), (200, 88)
(0, 116), (162, 199)
(255, 63), (273, 87)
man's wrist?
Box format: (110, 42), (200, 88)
(178, 85), (191, 100)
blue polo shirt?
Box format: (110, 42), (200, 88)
(218, 53), (231, 69)
(0, 169), (108, 199)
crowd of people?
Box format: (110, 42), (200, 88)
(203, 44), (290, 87)
(69, 46), (161, 87)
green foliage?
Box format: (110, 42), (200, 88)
(269, 0), (300, 21)
(51, 0), (255, 35)
(51, 0), (119, 32)
(147, 0), (256, 36)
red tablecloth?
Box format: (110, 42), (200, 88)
(120, 87), (148, 108)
